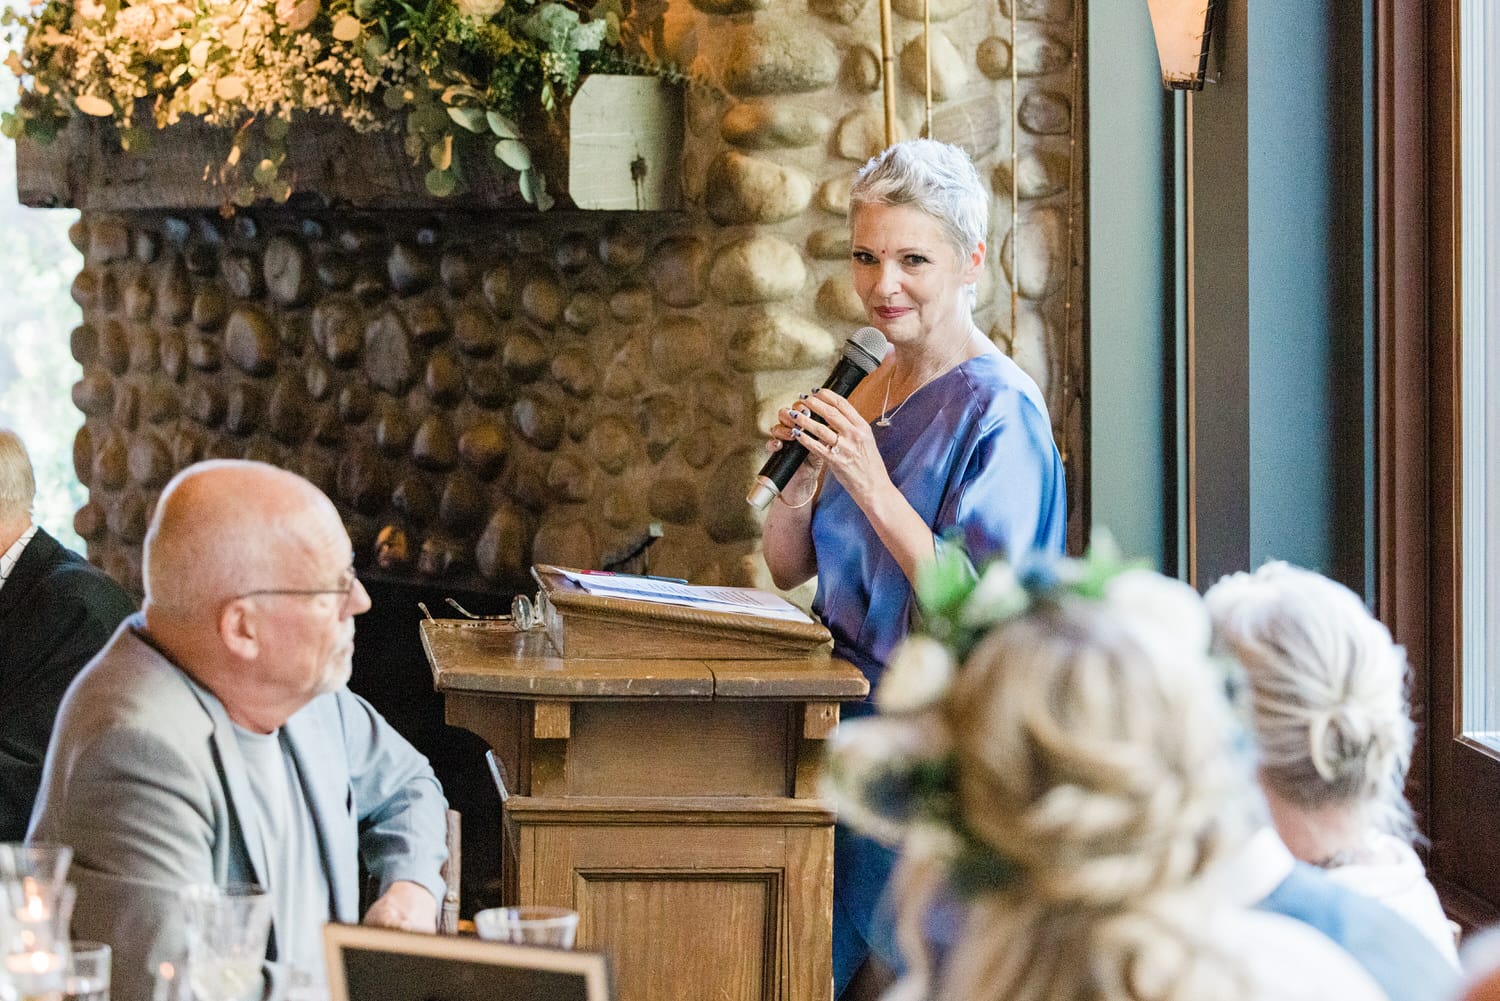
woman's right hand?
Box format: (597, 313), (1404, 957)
(766, 399), (809, 449)
(766, 400), (827, 494)
(761, 399), (823, 588)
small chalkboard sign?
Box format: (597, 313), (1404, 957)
(323, 925), (611, 1001)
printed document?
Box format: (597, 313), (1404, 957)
(559, 570), (814, 624)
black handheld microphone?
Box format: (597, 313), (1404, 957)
(747, 326), (889, 510)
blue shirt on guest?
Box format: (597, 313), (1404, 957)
(1260, 861), (1458, 1001)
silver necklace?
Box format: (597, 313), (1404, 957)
(875, 333), (973, 427)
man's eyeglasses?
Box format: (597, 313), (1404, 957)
(234, 564), (360, 617)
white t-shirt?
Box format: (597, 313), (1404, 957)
(1209, 906), (1391, 1001)
(1325, 832), (1460, 966)
(233, 725), (334, 987)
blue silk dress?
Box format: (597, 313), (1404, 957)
(811, 351), (1067, 996)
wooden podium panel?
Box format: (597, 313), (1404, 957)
(560, 701), (791, 797)
(423, 617), (867, 1001)
(510, 799), (834, 1001)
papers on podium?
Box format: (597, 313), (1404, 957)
(532, 565), (832, 660)
(557, 569), (814, 624)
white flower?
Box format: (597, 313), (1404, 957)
(114, 4), (155, 42)
(822, 716), (950, 846)
(214, 75), (246, 101)
(958, 561), (1029, 629)
(877, 635), (956, 714)
(454, 0), (504, 19)
(904, 820), (964, 863)
(1104, 568), (1212, 656)
(274, 0), (319, 31)
(184, 74), (213, 113)
(74, 93), (114, 115)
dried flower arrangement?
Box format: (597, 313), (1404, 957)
(2, 0), (657, 208)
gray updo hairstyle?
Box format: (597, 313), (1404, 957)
(1205, 562), (1416, 842)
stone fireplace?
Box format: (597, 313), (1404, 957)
(20, 0), (1086, 910)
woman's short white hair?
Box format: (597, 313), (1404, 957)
(0, 429), (36, 522)
(1205, 561), (1416, 842)
(849, 138), (989, 257)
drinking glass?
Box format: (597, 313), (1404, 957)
(178, 884), (273, 1001)
(0, 845), (72, 904)
(65, 941), (110, 1001)
(0, 846), (70, 894)
(473, 906), (578, 948)
(154, 960), (305, 1001)
(1, 881), (75, 1001)
(261, 962), (327, 1001)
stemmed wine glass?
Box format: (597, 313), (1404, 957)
(178, 884), (273, 1001)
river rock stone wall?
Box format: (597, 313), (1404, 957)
(66, 0), (1083, 598)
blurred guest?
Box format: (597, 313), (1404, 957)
(1457, 928), (1500, 1001)
(1459, 970), (1500, 1001)
(0, 427), (133, 840)
(1206, 562), (1458, 964)
(762, 138), (1066, 998)
(30, 460), (447, 1001)
(829, 555), (1388, 1001)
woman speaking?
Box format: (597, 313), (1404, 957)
(760, 138), (1067, 997)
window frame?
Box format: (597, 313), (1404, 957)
(1378, 0), (1500, 928)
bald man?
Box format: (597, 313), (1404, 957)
(0, 428), (133, 841)
(29, 460), (447, 1001)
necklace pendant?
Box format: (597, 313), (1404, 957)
(875, 417), (892, 428)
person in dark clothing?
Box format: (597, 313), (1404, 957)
(0, 428), (134, 840)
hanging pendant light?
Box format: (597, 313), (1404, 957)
(1146, 0), (1218, 90)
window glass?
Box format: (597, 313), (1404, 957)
(0, 11), (86, 551)
(1459, 0), (1500, 746)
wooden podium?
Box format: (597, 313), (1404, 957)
(421, 573), (868, 1001)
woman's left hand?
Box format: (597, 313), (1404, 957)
(789, 389), (890, 503)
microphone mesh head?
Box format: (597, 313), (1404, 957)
(843, 326), (889, 374)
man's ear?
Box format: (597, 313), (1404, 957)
(219, 599), (260, 661)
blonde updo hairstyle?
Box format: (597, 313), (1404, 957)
(1204, 562), (1415, 842)
(888, 595), (1255, 1001)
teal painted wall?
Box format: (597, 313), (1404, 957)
(1086, 0), (1172, 572)
(1190, 0), (1369, 588)
(1084, 0), (1371, 589)
(1245, 1), (1367, 585)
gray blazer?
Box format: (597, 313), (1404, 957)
(29, 615), (447, 1001)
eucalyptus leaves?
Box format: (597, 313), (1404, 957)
(1, 0), (634, 209)
(438, 105), (548, 207)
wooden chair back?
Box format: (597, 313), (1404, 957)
(440, 808), (462, 935)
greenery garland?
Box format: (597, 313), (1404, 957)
(1, 0), (668, 209)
